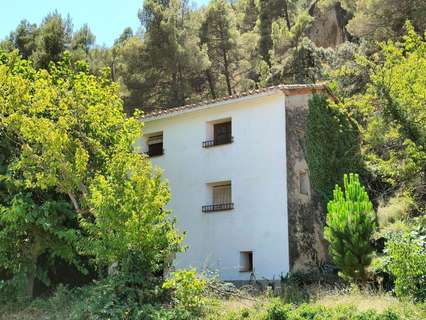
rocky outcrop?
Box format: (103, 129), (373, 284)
(308, 1), (352, 48)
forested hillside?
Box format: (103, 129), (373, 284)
(2, 0), (425, 113)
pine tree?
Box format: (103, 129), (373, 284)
(31, 12), (73, 69)
(347, 0), (426, 41)
(137, 0), (209, 110)
(8, 20), (38, 59)
(258, 0), (294, 65)
(201, 0), (240, 96)
(324, 173), (377, 283)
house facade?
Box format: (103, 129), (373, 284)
(137, 84), (329, 281)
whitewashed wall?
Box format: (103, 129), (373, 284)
(138, 91), (289, 281)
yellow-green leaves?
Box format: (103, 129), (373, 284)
(0, 50), (183, 286)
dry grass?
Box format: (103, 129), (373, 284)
(310, 287), (426, 318)
(315, 289), (398, 312)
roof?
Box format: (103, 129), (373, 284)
(142, 83), (329, 121)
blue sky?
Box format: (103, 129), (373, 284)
(1, 0), (209, 47)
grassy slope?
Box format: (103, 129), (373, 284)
(2, 287), (425, 320)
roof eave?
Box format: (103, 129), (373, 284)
(141, 83), (331, 122)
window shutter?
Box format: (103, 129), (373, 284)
(213, 184), (231, 204)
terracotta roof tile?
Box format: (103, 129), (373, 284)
(142, 83), (328, 120)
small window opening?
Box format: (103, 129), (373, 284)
(299, 171), (309, 195)
(213, 121), (232, 144)
(202, 181), (234, 212)
(240, 251), (253, 272)
(203, 119), (233, 148)
(147, 133), (164, 157)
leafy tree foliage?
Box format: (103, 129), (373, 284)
(338, 23), (426, 207)
(385, 220), (426, 301)
(324, 173), (377, 283)
(0, 50), (182, 296)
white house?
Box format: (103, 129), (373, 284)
(137, 84), (330, 281)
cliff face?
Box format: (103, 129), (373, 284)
(308, 1), (352, 48)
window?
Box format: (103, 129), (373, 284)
(213, 183), (232, 205)
(214, 121), (232, 144)
(147, 133), (164, 157)
(202, 181), (234, 212)
(299, 171), (309, 195)
(240, 251), (253, 272)
(203, 119), (233, 148)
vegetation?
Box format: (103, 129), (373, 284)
(306, 95), (361, 202)
(1, 0), (426, 319)
(0, 51), (182, 299)
(324, 174), (376, 283)
(384, 220), (426, 301)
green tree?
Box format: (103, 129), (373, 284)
(201, 0), (240, 96)
(324, 173), (377, 283)
(137, 0), (209, 110)
(268, 13), (321, 84)
(71, 24), (95, 54)
(0, 194), (80, 297)
(235, 0), (258, 33)
(347, 0), (426, 41)
(306, 94), (362, 203)
(338, 22), (426, 205)
(0, 50), (183, 296)
(31, 12), (73, 68)
(115, 27), (134, 45)
(8, 20), (38, 59)
(258, 0), (297, 65)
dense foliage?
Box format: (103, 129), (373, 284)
(384, 220), (426, 301)
(0, 51), (182, 297)
(324, 174), (376, 283)
(306, 94), (361, 202)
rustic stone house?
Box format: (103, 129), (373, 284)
(137, 84), (331, 281)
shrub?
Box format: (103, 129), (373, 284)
(265, 300), (291, 320)
(324, 173), (377, 283)
(384, 222), (426, 301)
(163, 269), (207, 318)
(262, 302), (402, 320)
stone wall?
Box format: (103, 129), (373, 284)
(285, 93), (328, 271)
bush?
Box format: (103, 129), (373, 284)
(262, 302), (402, 320)
(163, 269), (207, 318)
(324, 173), (377, 283)
(384, 222), (426, 301)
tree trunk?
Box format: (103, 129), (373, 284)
(283, 0), (292, 30)
(25, 246), (41, 298)
(26, 270), (36, 298)
(222, 48), (232, 96)
(206, 69), (217, 99)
